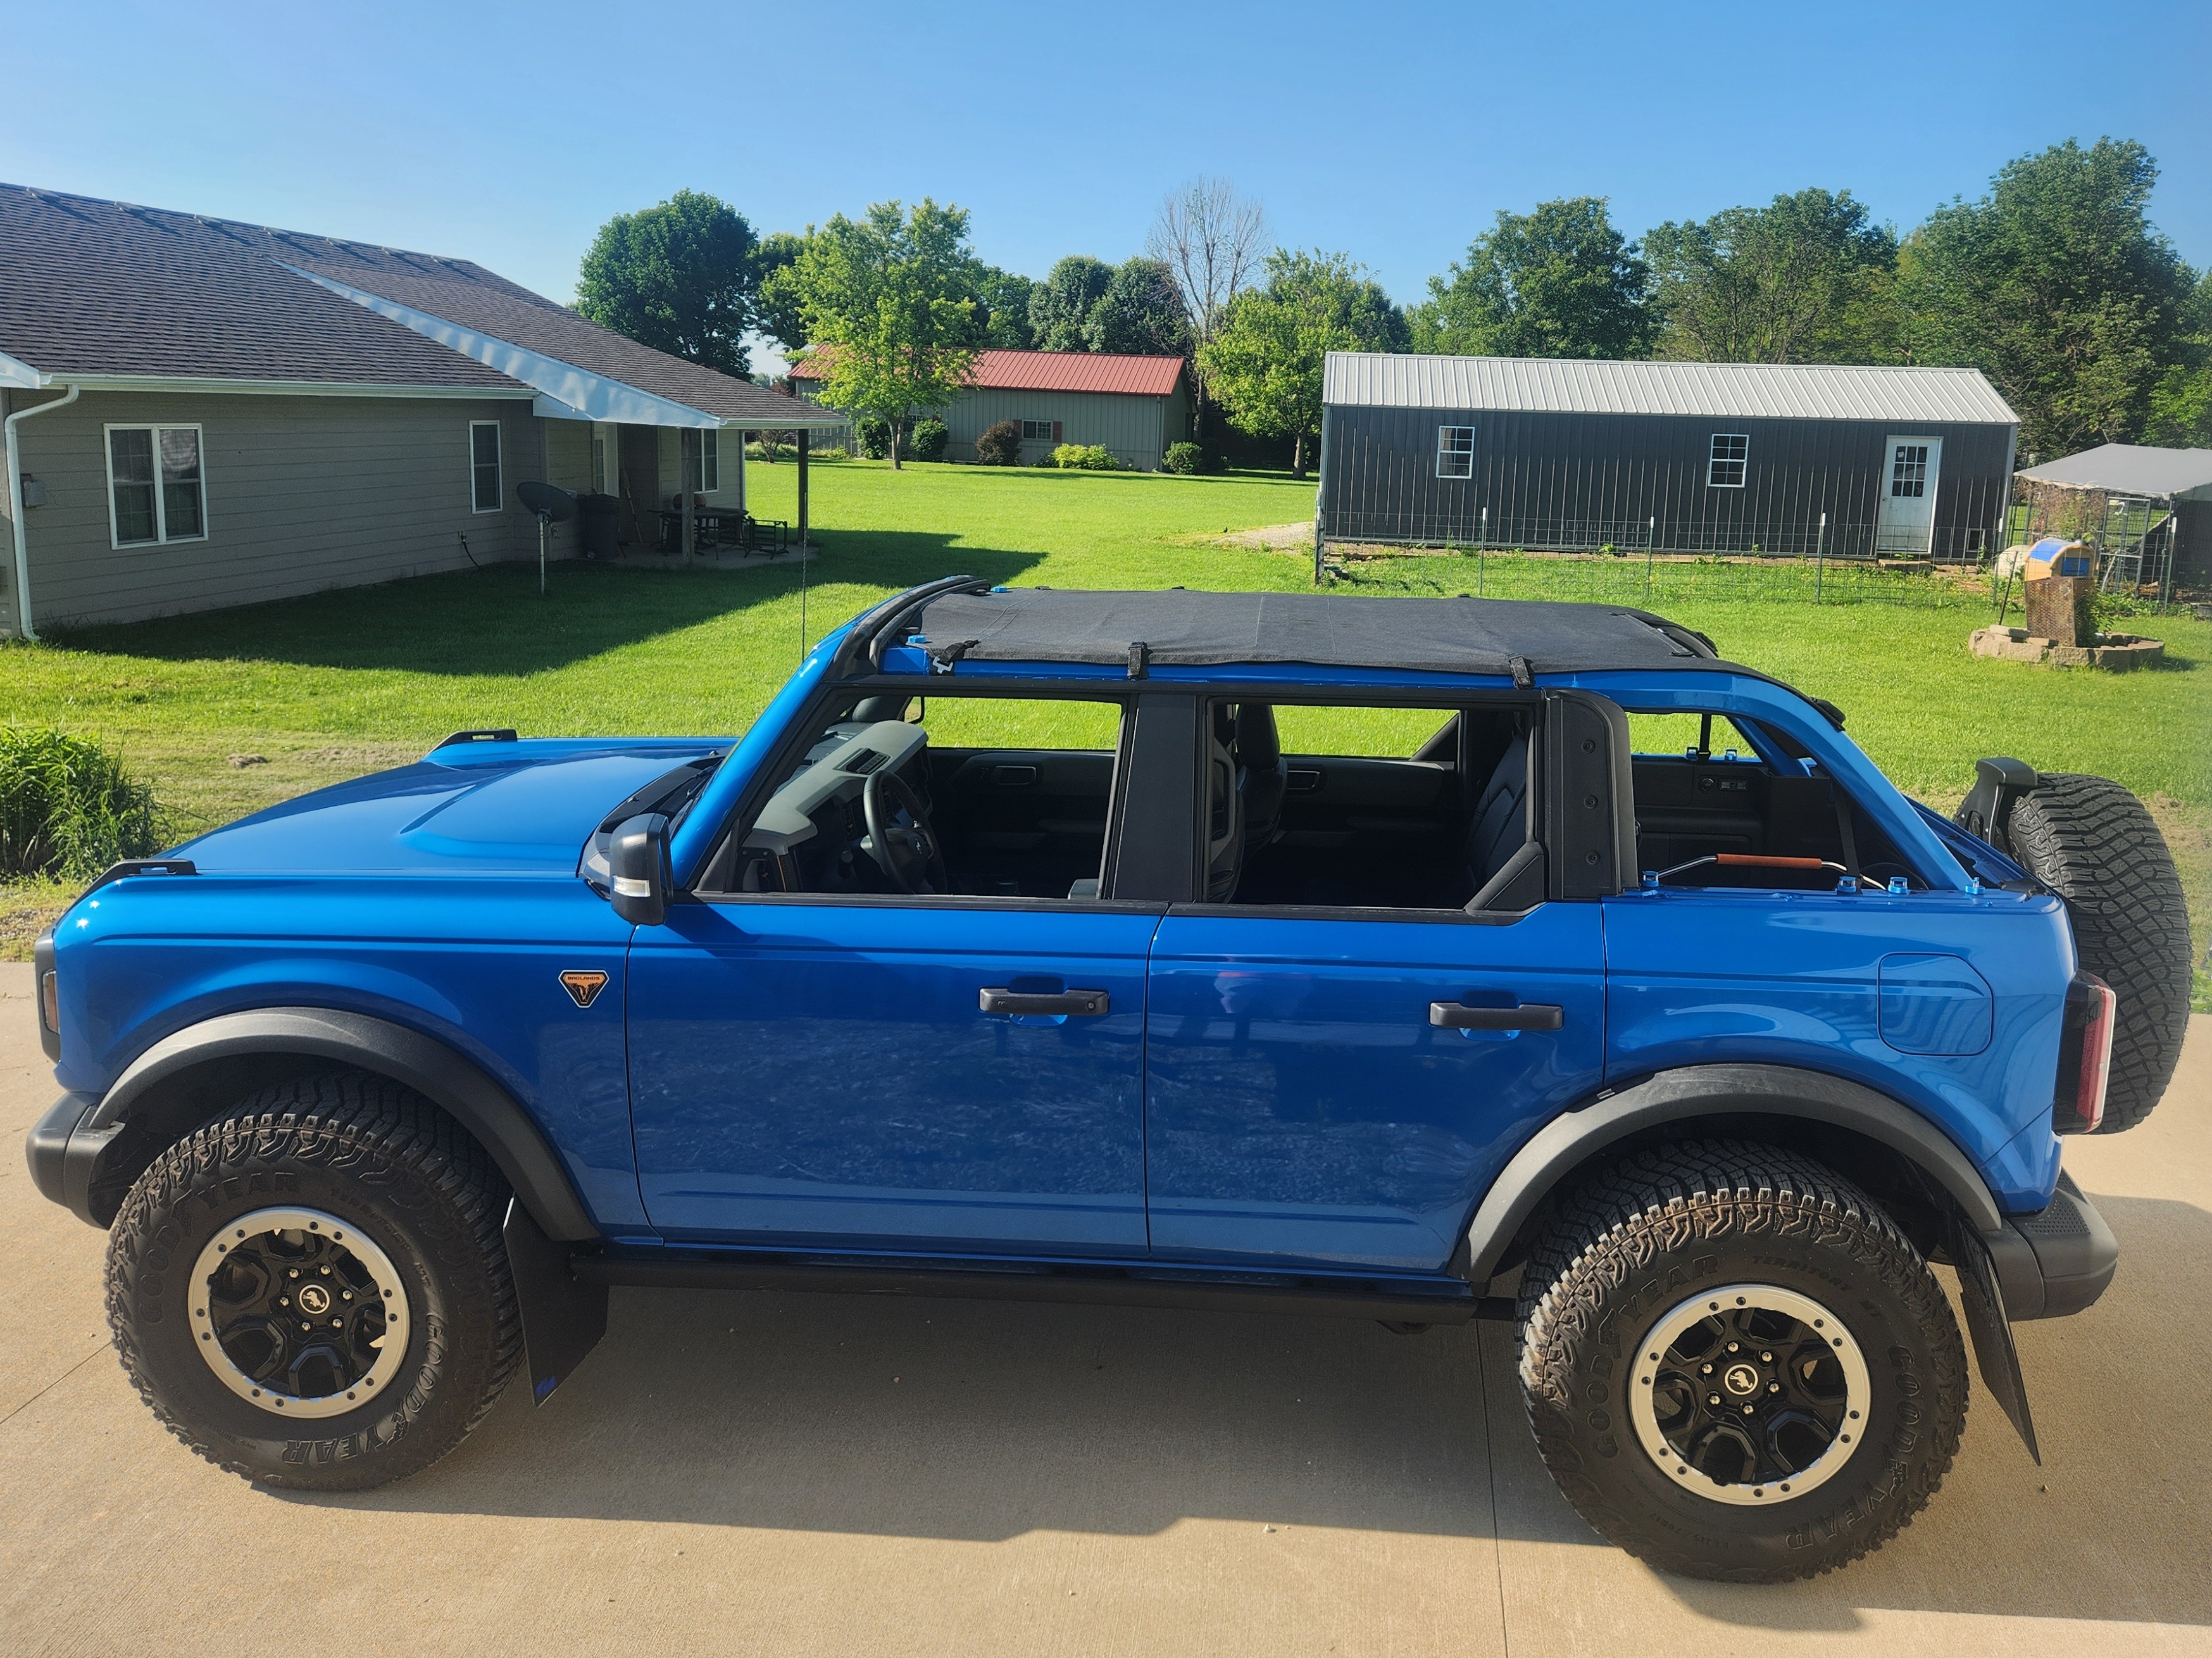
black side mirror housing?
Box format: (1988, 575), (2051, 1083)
(608, 813), (671, 926)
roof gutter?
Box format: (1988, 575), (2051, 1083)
(6, 381), (79, 641)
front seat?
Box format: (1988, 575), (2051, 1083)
(1465, 727), (1530, 893)
(1233, 703), (1287, 857)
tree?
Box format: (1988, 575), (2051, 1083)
(1409, 197), (1651, 360)
(1199, 249), (1409, 479)
(972, 266), (1037, 348)
(1028, 256), (1115, 351)
(1894, 138), (2196, 456)
(1148, 176), (1268, 452)
(2144, 270), (2212, 448)
(777, 199), (980, 469)
(1084, 258), (1190, 356)
(1644, 188), (1898, 363)
(750, 229), (812, 356)
(577, 190), (760, 375)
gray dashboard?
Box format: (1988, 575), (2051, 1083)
(742, 720), (927, 855)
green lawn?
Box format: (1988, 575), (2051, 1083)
(4, 458), (2208, 983)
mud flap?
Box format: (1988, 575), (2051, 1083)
(1947, 1215), (2040, 1463)
(503, 1198), (608, 1405)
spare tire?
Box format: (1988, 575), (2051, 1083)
(2003, 774), (2192, 1131)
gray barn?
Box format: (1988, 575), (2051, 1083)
(1318, 354), (2020, 562)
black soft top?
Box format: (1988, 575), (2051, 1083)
(899, 587), (1739, 678)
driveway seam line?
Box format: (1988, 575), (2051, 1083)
(0, 1343), (108, 1431)
(1477, 1321), (1511, 1658)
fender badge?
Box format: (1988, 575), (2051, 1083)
(558, 970), (609, 1009)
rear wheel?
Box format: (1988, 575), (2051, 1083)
(105, 1072), (522, 1490)
(1516, 1141), (1966, 1581)
(2003, 773), (2191, 1132)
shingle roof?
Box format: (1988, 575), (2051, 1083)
(1325, 352), (2019, 426)
(0, 184), (822, 427)
(2016, 443), (2212, 500)
(792, 346), (1186, 398)
(0, 185), (523, 389)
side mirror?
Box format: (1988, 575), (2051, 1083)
(607, 813), (671, 926)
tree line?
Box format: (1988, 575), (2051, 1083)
(575, 138), (2211, 475)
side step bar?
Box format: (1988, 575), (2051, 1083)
(572, 1251), (1510, 1327)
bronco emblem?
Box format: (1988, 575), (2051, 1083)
(558, 969), (609, 1008)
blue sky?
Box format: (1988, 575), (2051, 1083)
(8, 0), (2207, 348)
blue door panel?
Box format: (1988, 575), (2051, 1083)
(1603, 888), (2070, 1210)
(629, 901), (1158, 1252)
(1144, 907), (1606, 1272)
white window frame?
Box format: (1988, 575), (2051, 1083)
(470, 420), (504, 514)
(1021, 418), (1058, 443)
(687, 429), (720, 494)
(1707, 432), (1749, 489)
(1435, 424), (1475, 479)
(103, 423), (208, 550)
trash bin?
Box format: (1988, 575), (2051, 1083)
(577, 493), (620, 560)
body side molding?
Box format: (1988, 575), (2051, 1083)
(85, 1007), (599, 1240)
(1463, 1062), (2006, 1283)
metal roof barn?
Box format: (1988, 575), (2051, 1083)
(1317, 353), (2020, 567)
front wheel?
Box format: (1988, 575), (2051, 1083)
(1515, 1141), (1967, 1581)
(104, 1072), (523, 1490)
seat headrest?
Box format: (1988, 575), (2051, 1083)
(1234, 703), (1280, 767)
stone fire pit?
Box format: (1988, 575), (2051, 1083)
(1969, 625), (2165, 670)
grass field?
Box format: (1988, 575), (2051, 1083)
(4, 457), (2208, 989)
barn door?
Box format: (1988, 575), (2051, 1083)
(1874, 435), (1942, 555)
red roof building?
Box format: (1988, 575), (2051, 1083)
(790, 347), (1191, 470)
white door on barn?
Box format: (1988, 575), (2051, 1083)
(1874, 435), (1942, 555)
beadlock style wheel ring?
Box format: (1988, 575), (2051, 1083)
(189, 1207), (409, 1419)
(1628, 1283), (1871, 1507)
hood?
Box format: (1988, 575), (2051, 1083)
(173, 738), (730, 876)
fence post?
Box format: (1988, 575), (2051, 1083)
(1478, 506), (1487, 597)
(1815, 511), (1827, 603)
(1645, 516), (1655, 598)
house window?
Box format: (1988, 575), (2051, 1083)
(1707, 433), (1749, 489)
(470, 421), (503, 513)
(105, 424), (206, 547)
(1889, 443), (1928, 498)
(1435, 425), (1475, 479)
(687, 429), (720, 493)
(1022, 419), (1060, 443)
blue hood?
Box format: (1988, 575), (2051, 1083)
(173, 738), (729, 876)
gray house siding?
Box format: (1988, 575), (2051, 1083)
(942, 385), (1188, 470)
(8, 389), (558, 629)
(1320, 406), (2016, 560)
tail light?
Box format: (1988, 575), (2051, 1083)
(2053, 972), (2115, 1134)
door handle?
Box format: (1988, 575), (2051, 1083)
(1430, 1001), (1564, 1031)
(980, 987), (1110, 1016)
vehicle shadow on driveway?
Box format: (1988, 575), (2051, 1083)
(290, 1191), (2212, 1630)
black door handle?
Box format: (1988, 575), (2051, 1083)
(1430, 1002), (1564, 1031)
(980, 987), (1110, 1016)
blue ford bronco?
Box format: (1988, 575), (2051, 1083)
(26, 580), (2194, 1580)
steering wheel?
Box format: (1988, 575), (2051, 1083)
(863, 769), (949, 895)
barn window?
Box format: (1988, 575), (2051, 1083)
(1707, 433), (1749, 489)
(1435, 425), (1475, 479)
(1022, 419), (1059, 442)
(105, 424), (206, 547)
(1889, 443), (1929, 498)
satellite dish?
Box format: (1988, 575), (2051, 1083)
(517, 481), (578, 522)
(515, 482), (578, 597)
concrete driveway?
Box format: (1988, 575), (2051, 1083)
(2, 961), (2206, 1656)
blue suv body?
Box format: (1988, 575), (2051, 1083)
(27, 581), (2140, 1579)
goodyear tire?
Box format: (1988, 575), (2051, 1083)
(1516, 1141), (1966, 1582)
(2005, 774), (2191, 1132)
(105, 1072), (522, 1490)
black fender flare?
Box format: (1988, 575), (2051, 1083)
(1463, 1062), (2005, 1283)
(72, 1007), (599, 1240)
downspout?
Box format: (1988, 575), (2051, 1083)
(4, 382), (80, 641)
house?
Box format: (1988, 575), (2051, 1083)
(1316, 353), (2020, 563)
(0, 184), (847, 636)
(790, 348), (1191, 471)
(2014, 443), (2212, 596)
